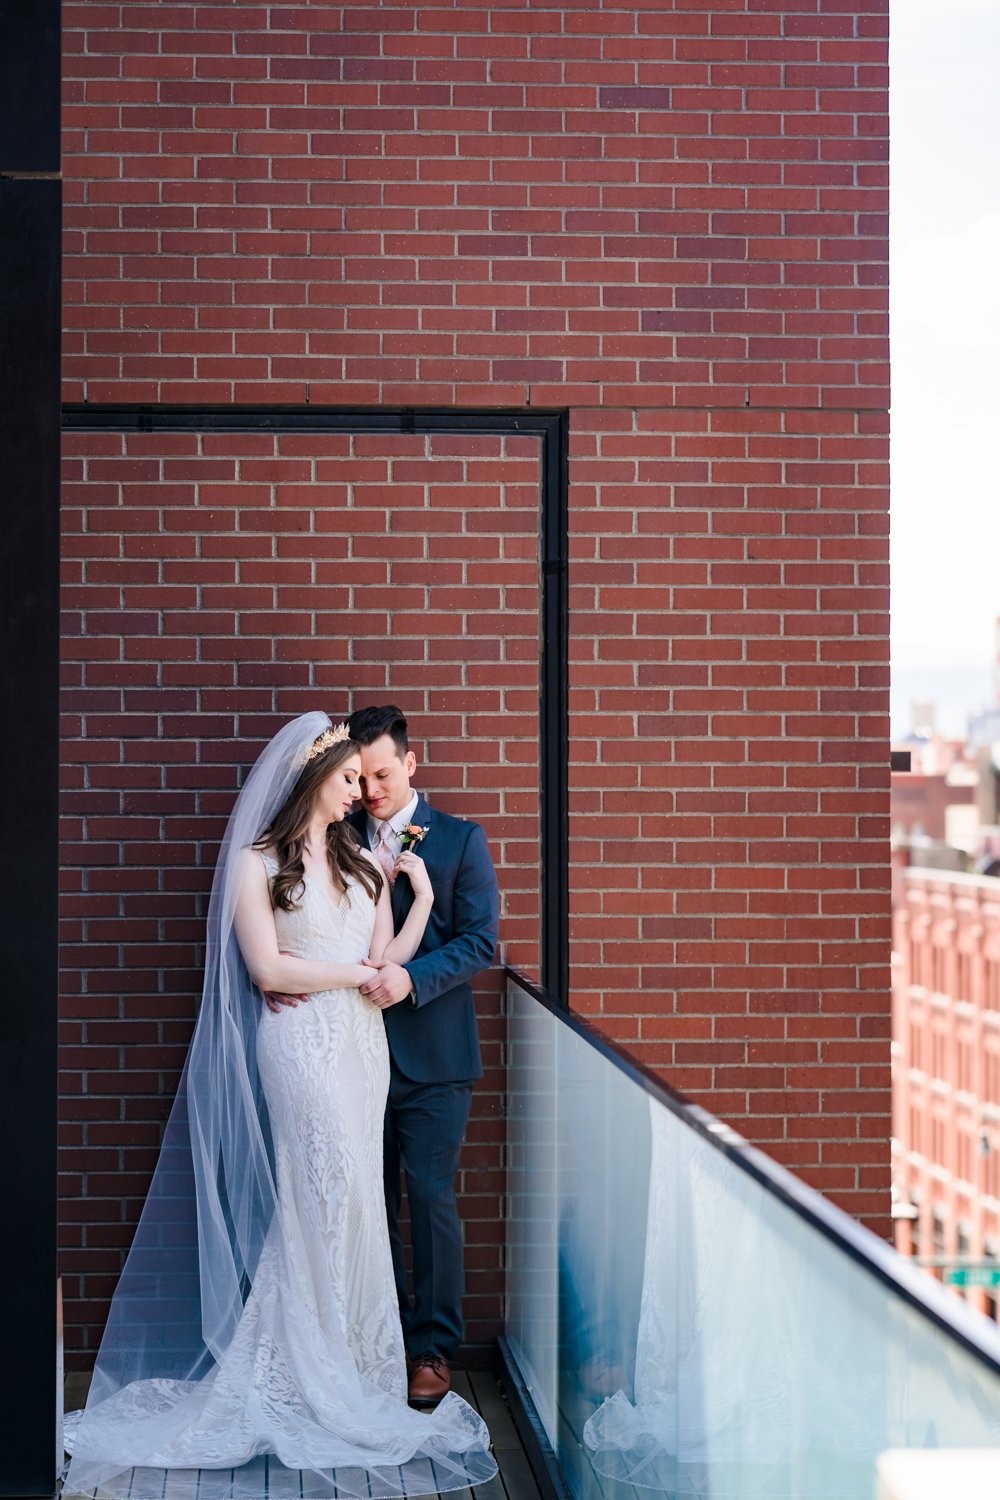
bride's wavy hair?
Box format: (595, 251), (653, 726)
(253, 736), (383, 912)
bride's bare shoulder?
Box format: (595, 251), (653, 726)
(234, 845), (276, 883)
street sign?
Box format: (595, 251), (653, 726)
(945, 1267), (1000, 1288)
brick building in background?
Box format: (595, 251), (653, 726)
(59, 1), (891, 1367)
(893, 869), (1000, 1320)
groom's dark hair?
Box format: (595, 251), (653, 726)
(347, 704), (409, 757)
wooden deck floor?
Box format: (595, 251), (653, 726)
(62, 1369), (543, 1500)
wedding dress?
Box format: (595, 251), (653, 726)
(63, 713), (497, 1500)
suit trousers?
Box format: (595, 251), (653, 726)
(383, 1063), (473, 1362)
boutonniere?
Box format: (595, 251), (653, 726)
(400, 823), (430, 852)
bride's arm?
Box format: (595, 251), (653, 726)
(365, 850), (433, 966)
(234, 849), (374, 993)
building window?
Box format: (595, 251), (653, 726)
(909, 1104), (922, 1155)
(931, 1117), (946, 1167)
(932, 942), (947, 995)
(986, 1241), (998, 1323)
(987, 960), (1000, 1011)
(932, 1028), (946, 1083)
(932, 1211), (947, 1261)
(909, 1021), (922, 1071)
(986, 1051), (1000, 1107)
(911, 937), (924, 990)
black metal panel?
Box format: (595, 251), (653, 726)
(0, 179), (61, 1497)
(539, 414), (569, 1005)
(63, 403), (571, 1002)
(63, 402), (559, 438)
(0, 0), (61, 173)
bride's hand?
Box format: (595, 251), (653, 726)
(354, 960), (378, 986)
(394, 851), (433, 900)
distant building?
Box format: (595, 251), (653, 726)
(891, 734), (977, 853)
(893, 869), (1000, 1317)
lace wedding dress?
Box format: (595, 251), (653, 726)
(63, 855), (496, 1500)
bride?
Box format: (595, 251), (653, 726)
(63, 713), (497, 1500)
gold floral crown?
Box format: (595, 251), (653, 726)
(305, 722), (352, 761)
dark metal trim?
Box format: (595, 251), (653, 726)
(496, 1337), (573, 1500)
(2, 72), (62, 1500)
(62, 403), (570, 1004)
(540, 412), (569, 1005)
(0, 0), (61, 175)
(504, 965), (1000, 1379)
(891, 750), (912, 773)
(62, 402), (561, 438)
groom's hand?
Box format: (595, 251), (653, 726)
(263, 952), (309, 1014)
(262, 989), (308, 1014)
(360, 960), (413, 1010)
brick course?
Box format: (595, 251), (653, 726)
(62, 1), (888, 410)
(61, 0), (890, 1362)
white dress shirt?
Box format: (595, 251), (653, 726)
(366, 790), (420, 856)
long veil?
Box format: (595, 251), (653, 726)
(64, 712), (497, 1499)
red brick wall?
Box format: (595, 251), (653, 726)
(61, 0), (891, 1359)
(568, 404), (890, 1214)
(60, 427), (541, 1362)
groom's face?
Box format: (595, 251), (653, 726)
(357, 734), (417, 822)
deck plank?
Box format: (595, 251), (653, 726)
(465, 1369), (541, 1500)
(465, 1373), (522, 1454)
(158, 1463), (200, 1499)
(298, 1467), (341, 1498)
(469, 1473), (509, 1500)
(488, 1446), (541, 1500)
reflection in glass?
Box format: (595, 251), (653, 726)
(506, 977), (1000, 1500)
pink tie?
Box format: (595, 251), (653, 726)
(375, 822), (396, 887)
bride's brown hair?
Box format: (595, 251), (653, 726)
(254, 736), (383, 912)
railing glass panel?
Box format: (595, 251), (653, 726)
(505, 974), (1000, 1500)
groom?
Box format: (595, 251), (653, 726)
(346, 704), (499, 1406)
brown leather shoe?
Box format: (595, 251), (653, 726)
(408, 1352), (451, 1407)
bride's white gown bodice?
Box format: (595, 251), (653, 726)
(63, 856), (495, 1499)
(257, 857), (404, 1400)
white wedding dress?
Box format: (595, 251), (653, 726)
(64, 855), (496, 1500)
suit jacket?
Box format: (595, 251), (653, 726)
(348, 794), (499, 1083)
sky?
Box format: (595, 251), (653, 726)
(890, 0), (1000, 737)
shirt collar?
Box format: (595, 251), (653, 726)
(366, 790), (419, 843)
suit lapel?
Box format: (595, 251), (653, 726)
(350, 796), (431, 928)
(389, 794), (431, 930)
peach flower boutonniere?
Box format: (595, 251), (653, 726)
(400, 823), (430, 852)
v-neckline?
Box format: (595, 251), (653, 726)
(259, 847), (350, 913)
(302, 867), (349, 913)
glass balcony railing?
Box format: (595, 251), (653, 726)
(502, 971), (1000, 1500)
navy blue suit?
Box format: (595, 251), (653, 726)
(349, 794), (499, 1359)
